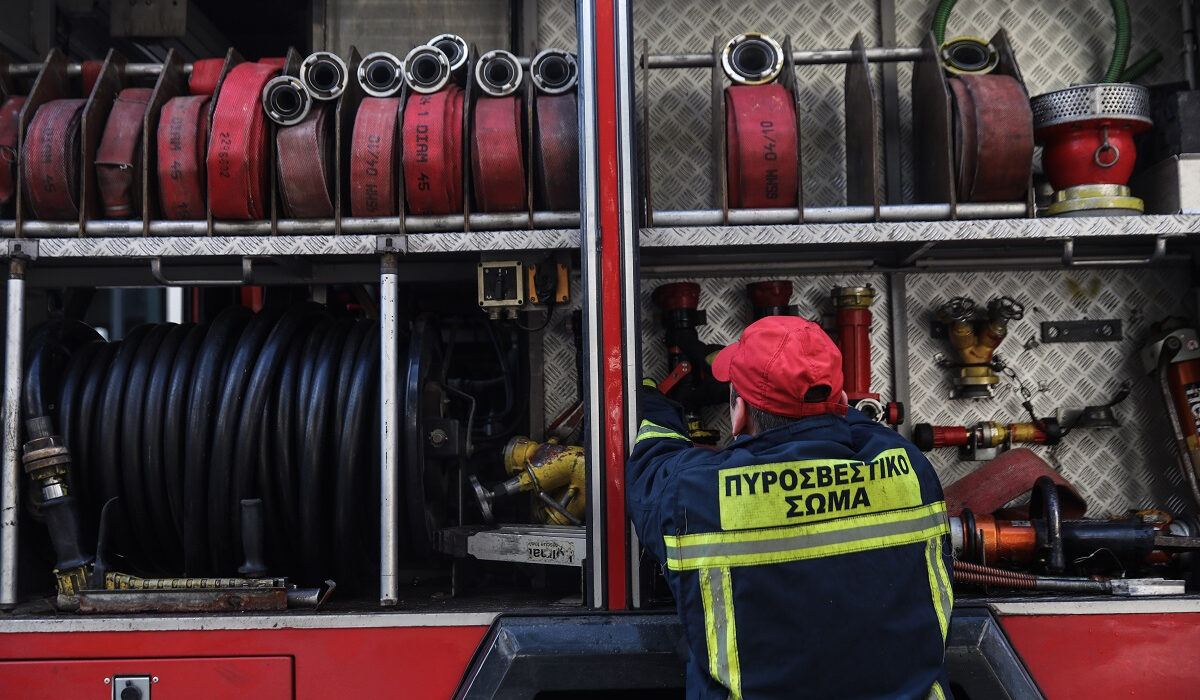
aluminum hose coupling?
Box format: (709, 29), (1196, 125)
(300, 51), (349, 101)
(531, 49), (578, 94)
(357, 51), (405, 97)
(261, 75), (312, 126)
(475, 50), (524, 97)
(429, 33), (470, 81)
(404, 44), (452, 94)
(721, 32), (784, 85)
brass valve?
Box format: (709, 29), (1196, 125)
(472, 437), (587, 526)
(936, 295), (1025, 399)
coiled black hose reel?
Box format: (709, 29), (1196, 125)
(27, 302), (389, 588)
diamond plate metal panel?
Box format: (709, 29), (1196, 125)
(36, 236), (380, 258)
(537, 0), (578, 51)
(893, 0), (1185, 203)
(907, 267), (1193, 517)
(635, 0), (880, 211)
(405, 229), (579, 253)
(640, 273), (894, 441)
(641, 215), (1196, 248)
(543, 274), (584, 427)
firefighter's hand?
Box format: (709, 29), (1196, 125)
(641, 377), (658, 390)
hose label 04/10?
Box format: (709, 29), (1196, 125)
(718, 448), (923, 530)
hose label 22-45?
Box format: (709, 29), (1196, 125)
(717, 448), (923, 530)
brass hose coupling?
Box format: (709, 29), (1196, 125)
(936, 295), (1025, 399)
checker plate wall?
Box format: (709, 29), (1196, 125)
(909, 267), (1194, 517)
(640, 274), (894, 445)
(632, 0), (1183, 210)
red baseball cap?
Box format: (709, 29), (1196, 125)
(711, 316), (846, 418)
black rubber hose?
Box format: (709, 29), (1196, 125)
(118, 323), (173, 569)
(230, 302), (325, 570)
(162, 323), (205, 545)
(183, 306), (252, 573)
(207, 305), (286, 573)
(140, 322), (192, 572)
(336, 324), (379, 582)
(66, 342), (117, 528)
(299, 318), (353, 580)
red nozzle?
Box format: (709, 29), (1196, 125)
(747, 281), (793, 310)
(653, 282), (701, 312)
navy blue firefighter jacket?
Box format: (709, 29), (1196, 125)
(627, 388), (953, 700)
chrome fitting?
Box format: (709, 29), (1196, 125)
(428, 33), (469, 79)
(261, 75), (312, 126)
(721, 32), (784, 85)
(358, 51), (404, 97)
(300, 51), (349, 101)
(531, 49), (578, 94)
(404, 45), (452, 94)
(475, 50), (523, 97)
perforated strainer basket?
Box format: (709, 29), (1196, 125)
(1030, 83), (1152, 130)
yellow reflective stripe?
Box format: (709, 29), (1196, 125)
(927, 681), (947, 700)
(925, 537), (951, 641)
(934, 535), (953, 626)
(722, 566), (741, 699)
(700, 568), (721, 687)
(664, 501), (948, 571)
(635, 419), (688, 445)
(700, 566), (741, 699)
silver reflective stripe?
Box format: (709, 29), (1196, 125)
(668, 508), (947, 562)
(926, 536), (953, 641)
(709, 567), (729, 687)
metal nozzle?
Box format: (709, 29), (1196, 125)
(475, 50), (523, 97)
(261, 75), (312, 126)
(429, 33), (469, 77)
(941, 36), (999, 75)
(404, 45), (452, 94)
(531, 49), (578, 94)
(721, 33), (784, 85)
(300, 51), (349, 101)
(358, 51), (404, 97)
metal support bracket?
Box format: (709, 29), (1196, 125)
(3, 240), (38, 260)
(150, 257), (253, 286)
(1061, 236), (1167, 267)
(376, 234), (407, 254)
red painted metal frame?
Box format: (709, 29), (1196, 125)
(1001, 613), (1200, 699)
(593, 0), (630, 610)
(0, 625), (487, 699)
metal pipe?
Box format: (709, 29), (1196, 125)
(0, 259), (25, 610)
(7, 62), (194, 77)
(641, 259), (877, 277)
(0, 211), (580, 237)
(650, 202), (1026, 226)
(645, 46), (925, 69)
(379, 254), (399, 606)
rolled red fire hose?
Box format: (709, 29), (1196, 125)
(22, 99), (87, 220)
(0, 96), (26, 209)
(95, 87), (153, 218)
(533, 93), (578, 211)
(187, 58), (225, 97)
(350, 97), (400, 217)
(81, 60), (104, 98)
(156, 95), (210, 220)
(948, 74), (1033, 202)
(402, 85), (464, 215)
(207, 61), (280, 219)
(276, 103), (335, 218)
(472, 95), (525, 213)
(725, 83), (798, 209)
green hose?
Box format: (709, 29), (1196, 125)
(931, 0), (1131, 83)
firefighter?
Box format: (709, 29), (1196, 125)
(628, 315), (952, 699)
